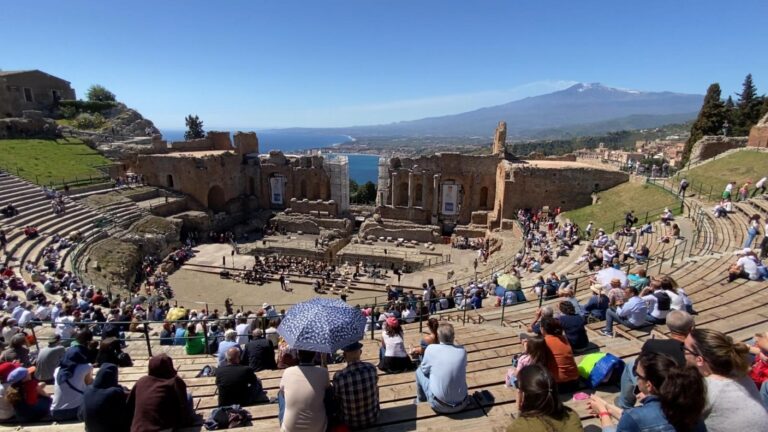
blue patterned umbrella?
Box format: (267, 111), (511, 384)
(277, 297), (366, 353)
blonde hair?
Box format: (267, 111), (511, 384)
(690, 328), (750, 377)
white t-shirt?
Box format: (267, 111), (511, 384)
(665, 289), (684, 311)
(279, 365), (329, 432)
(0, 384), (14, 421)
(737, 256), (760, 280)
(642, 293), (670, 320)
(382, 331), (408, 357)
(756, 177), (767, 188)
(51, 363), (93, 411)
(235, 323), (250, 345)
(55, 316), (75, 340)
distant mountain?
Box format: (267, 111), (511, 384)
(276, 83), (702, 138)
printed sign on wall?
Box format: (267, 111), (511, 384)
(270, 176), (284, 204)
(441, 184), (458, 215)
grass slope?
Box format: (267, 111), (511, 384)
(0, 138), (111, 185)
(675, 150), (768, 201)
(561, 182), (681, 232)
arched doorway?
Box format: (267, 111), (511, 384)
(414, 183), (423, 206)
(479, 186), (489, 209)
(397, 182), (409, 206)
(166, 174), (174, 188)
(207, 185), (226, 213)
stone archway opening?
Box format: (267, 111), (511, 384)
(479, 186), (489, 209)
(414, 183), (423, 206)
(397, 182), (409, 206)
(166, 174), (174, 188)
(207, 185), (226, 213)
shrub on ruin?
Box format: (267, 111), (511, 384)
(58, 100), (116, 114)
(86, 84), (117, 102)
(73, 112), (106, 130)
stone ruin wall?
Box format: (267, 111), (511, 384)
(748, 113), (768, 149)
(287, 198), (338, 217)
(499, 163), (629, 218)
(689, 135), (749, 164)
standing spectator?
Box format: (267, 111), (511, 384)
(751, 176), (767, 197)
(51, 344), (94, 421)
(600, 285), (648, 337)
(34, 335), (65, 384)
(127, 354), (194, 431)
(278, 350), (330, 432)
(589, 351), (706, 432)
(241, 329), (277, 372)
(684, 328), (768, 431)
(744, 214), (762, 248)
(81, 363), (130, 432)
(415, 322), (469, 413)
(507, 364), (583, 432)
(679, 178), (689, 198)
(332, 341), (380, 429)
(216, 347), (268, 407)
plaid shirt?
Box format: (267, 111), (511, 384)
(333, 361), (379, 428)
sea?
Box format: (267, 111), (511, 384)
(161, 129), (379, 184)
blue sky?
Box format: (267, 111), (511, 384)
(1, 0), (766, 129)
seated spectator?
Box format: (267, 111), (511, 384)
(507, 364), (583, 432)
(278, 350), (330, 431)
(748, 331), (768, 407)
(0, 334), (31, 366)
(415, 322), (469, 413)
(265, 319), (280, 347)
(159, 322), (174, 346)
(557, 301), (589, 352)
(540, 317), (580, 392)
(584, 284), (609, 321)
(216, 347), (268, 407)
(601, 285), (648, 337)
(506, 335), (547, 388)
(184, 324), (205, 355)
(627, 268), (650, 290)
(684, 328), (768, 430)
(241, 329), (277, 372)
(660, 208), (674, 225)
(216, 329), (240, 367)
(589, 351), (706, 432)
(51, 344), (94, 421)
(277, 336), (299, 369)
(332, 341), (380, 429)
(377, 317), (414, 373)
(95, 337), (129, 367)
(127, 354), (194, 431)
(527, 305), (554, 335)
(34, 335), (65, 385)
(410, 318), (439, 358)
(173, 324), (186, 346)
(657, 275), (694, 314)
(81, 363), (130, 432)
(616, 310), (693, 409)
(5, 366), (52, 423)
(640, 281), (672, 325)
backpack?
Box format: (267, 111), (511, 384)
(204, 405), (252, 430)
(653, 291), (672, 311)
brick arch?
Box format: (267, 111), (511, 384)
(207, 185), (226, 212)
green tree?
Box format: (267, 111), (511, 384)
(86, 84), (116, 102)
(723, 96), (735, 135)
(733, 73), (763, 135)
(356, 181), (377, 204)
(683, 83), (725, 164)
(184, 115), (205, 140)
(761, 97), (768, 120)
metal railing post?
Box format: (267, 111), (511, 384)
(462, 303), (467, 325)
(31, 327), (40, 352)
(144, 325), (153, 357)
(500, 300), (506, 326)
(671, 243), (678, 266)
(419, 300), (424, 333)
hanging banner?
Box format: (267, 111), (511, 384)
(270, 176), (284, 204)
(441, 184), (458, 215)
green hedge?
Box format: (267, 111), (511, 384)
(58, 100), (116, 114)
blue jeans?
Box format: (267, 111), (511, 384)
(617, 358), (638, 409)
(278, 391), (285, 425)
(745, 228), (758, 248)
(761, 381), (768, 409)
(415, 368), (468, 414)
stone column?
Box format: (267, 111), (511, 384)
(421, 173), (428, 208)
(407, 172), (414, 208)
(431, 174), (440, 224)
(391, 173), (398, 207)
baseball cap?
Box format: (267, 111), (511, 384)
(342, 341), (363, 352)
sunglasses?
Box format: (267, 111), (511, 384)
(680, 344), (700, 357)
(632, 364), (647, 382)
